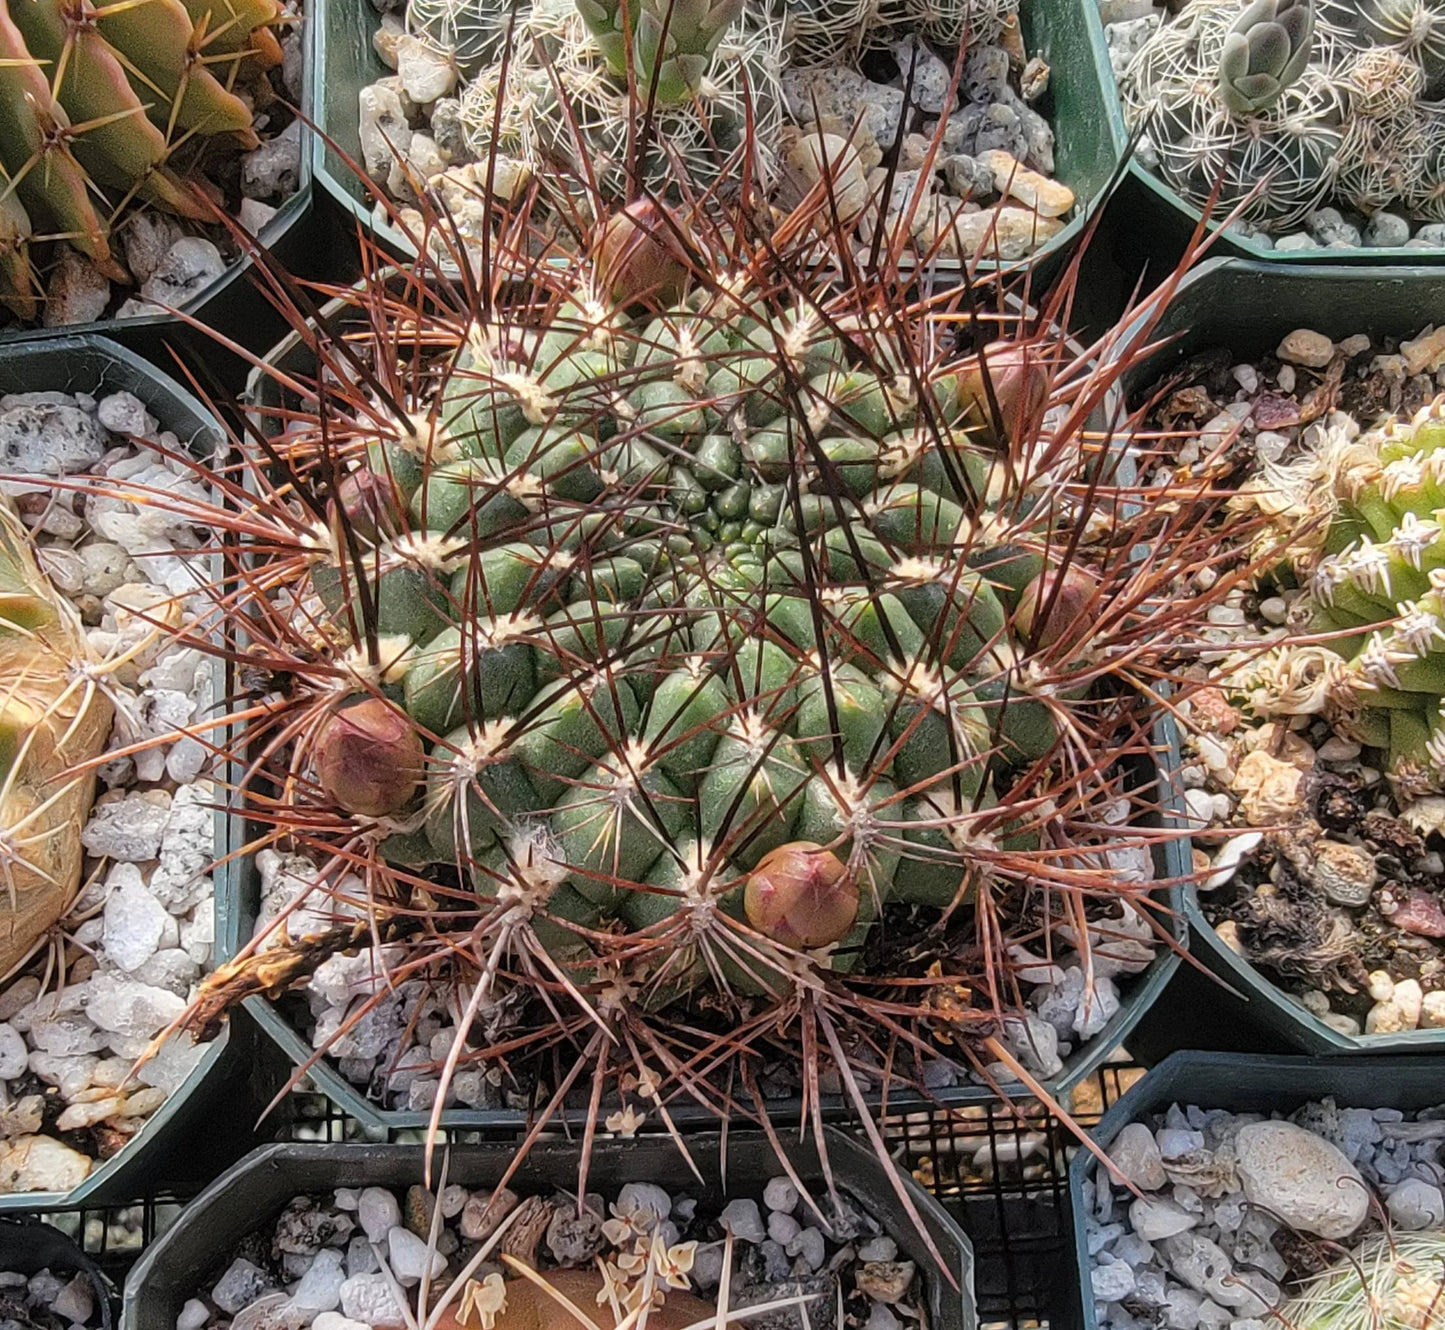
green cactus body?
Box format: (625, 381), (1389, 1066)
(1304, 403), (1445, 796)
(300, 282), (1114, 978)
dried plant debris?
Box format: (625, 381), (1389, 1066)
(183, 1175), (927, 1330)
(1135, 318), (1445, 1037)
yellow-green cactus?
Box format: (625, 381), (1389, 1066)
(1301, 399), (1445, 796)
(0, 0), (284, 319)
(0, 497), (114, 974)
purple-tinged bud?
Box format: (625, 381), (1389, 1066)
(1016, 564), (1100, 652)
(315, 697), (424, 817)
(334, 468), (405, 544)
(595, 200), (691, 311)
(744, 841), (858, 949)
(951, 342), (1052, 446)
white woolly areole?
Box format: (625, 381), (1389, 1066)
(889, 555), (946, 585)
(337, 635), (416, 689)
(916, 786), (998, 855)
(397, 410), (454, 461)
(391, 530), (465, 574)
(496, 370), (556, 426)
(498, 821), (569, 912)
(475, 611), (542, 649)
(455, 718), (515, 772)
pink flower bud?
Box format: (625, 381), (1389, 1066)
(315, 697), (424, 817)
(595, 200), (691, 311)
(744, 841), (858, 949)
(1016, 564), (1100, 652)
(951, 342), (1052, 446)
(334, 468), (405, 544)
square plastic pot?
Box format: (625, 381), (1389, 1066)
(0, 1219), (116, 1330)
(219, 281), (1184, 1132)
(309, 0), (1122, 283)
(1109, 255), (1445, 1058)
(1084, 4), (1445, 267)
(1058, 1050), (1445, 1330)
(0, 336), (289, 1209)
(121, 1128), (976, 1330)
(0, 18), (322, 395)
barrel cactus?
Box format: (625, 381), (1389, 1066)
(1323, 0), (1445, 96)
(83, 161), (1225, 1144)
(0, 497), (113, 973)
(1125, 0), (1445, 232)
(0, 0), (282, 319)
(1293, 402), (1445, 797)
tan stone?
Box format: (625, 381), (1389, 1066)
(976, 149), (1075, 217)
(785, 131), (871, 223)
(917, 203), (1064, 260)
(1276, 329), (1335, 368)
(1402, 325), (1445, 374)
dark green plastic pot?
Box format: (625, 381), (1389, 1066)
(309, 0), (1121, 282)
(0, 336), (287, 1209)
(122, 1128), (976, 1330)
(223, 283), (1182, 1132)
(1087, 4), (1445, 266)
(0, 1218), (115, 1329)
(1112, 256), (1445, 1059)
(1060, 1051), (1445, 1330)
(0, 17), (321, 395)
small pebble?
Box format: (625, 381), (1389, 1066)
(1277, 329), (1334, 368)
(764, 1176), (799, 1213)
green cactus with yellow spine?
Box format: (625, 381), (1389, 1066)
(0, 497), (114, 975)
(0, 0), (284, 319)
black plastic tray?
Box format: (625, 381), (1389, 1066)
(0, 335), (290, 1209)
(121, 1129), (976, 1330)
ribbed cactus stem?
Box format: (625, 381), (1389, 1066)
(0, 497), (113, 974)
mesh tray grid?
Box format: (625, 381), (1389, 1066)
(15, 1060), (1145, 1327)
